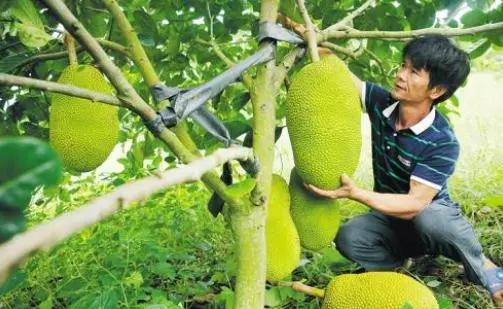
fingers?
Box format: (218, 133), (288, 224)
(304, 183), (337, 199)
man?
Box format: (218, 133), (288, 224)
(305, 35), (503, 305)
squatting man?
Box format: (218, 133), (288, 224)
(304, 35), (503, 306)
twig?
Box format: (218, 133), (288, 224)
(64, 32), (78, 65)
(295, 0), (319, 62)
(195, 38), (235, 67)
(272, 47), (305, 90)
(277, 13), (305, 37)
(7, 39), (130, 73)
(325, 0), (375, 32)
(194, 37), (253, 89)
(276, 281), (325, 298)
(0, 73), (122, 106)
(0, 146), (254, 284)
(320, 42), (363, 59)
(96, 38), (131, 57)
(319, 22), (503, 41)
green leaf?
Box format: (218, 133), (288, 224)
(483, 195), (503, 207)
(17, 23), (51, 48)
(0, 137), (62, 210)
(0, 270), (26, 296)
(0, 52), (31, 73)
(124, 271), (144, 288)
(151, 262), (176, 279)
(426, 279), (442, 288)
(437, 294), (454, 309)
(214, 287), (235, 309)
(265, 287), (283, 307)
(461, 9), (487, 27)
(224, 120), (251, 139)
(467, 38), (491, 59)
(11, 0), (51, 48)
(226, 178), (256, 198)
(0, 210), (26, 242)
(39, 297), (53, 309)
(10, 0), (43, 26)
(279, 0), (304, 23)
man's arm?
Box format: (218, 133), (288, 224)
(305, 175), (438, 220)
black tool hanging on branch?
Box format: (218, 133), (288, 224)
(145, 22), (303, 217)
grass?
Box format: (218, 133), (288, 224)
(1, 70), (502, 308)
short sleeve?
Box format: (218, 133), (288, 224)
(411, 141), (460, 190)
(363, 82), (394, 121)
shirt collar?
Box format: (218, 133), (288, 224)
(382, 101), (436, 135)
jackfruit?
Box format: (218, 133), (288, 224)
(266, 174), (301, 281)
(321, 272), (439, 309)
(50, 65), (118, 172)
(289, 168), (340, 251)
(285, 55), (361, 189)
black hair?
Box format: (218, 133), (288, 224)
(403, 35), (470, 104)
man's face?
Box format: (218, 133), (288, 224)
(391, 57), (433, 104)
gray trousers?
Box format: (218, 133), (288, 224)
(335, 199), (488, 287)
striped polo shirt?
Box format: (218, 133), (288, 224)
(362, 82), (459, 205)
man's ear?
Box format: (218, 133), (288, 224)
(429, 85), (447, 101)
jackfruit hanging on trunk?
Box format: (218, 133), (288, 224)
(289, 168), (340, 251)
(266, 174), (301, 281)
(285, 55), (361, 189)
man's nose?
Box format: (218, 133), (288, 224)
(397, 68), (407, 81)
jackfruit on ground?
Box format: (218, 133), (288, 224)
(266, 174), (301, 282)
(289, 168), (340, 251)
(321, 272), (439, 309)
(50, 65), (118, 172)
(285, 55), (361, 189)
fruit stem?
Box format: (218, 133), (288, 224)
(64, 32), (78, 65)
(277, 281), (326, 298)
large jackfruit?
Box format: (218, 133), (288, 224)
(322, 272), (438, 309)
(50, 65), (118, 172)
(289, 168), (340, 251)
(285, 55), (361, 189)
(266, 174), (301, 281)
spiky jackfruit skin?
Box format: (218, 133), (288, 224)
(285, 55), (361, 189)
(50, 65), (118, 172)
(266, 174), (301, 281)
(322, 272), (439, 309)
(289, 168), (340, 251)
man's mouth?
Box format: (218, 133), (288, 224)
(394, 84), (405, 91)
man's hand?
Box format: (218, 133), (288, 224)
(304, 174), (356, 199)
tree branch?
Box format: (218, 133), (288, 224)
(324, 0), (375, 32)
(0, 73), (122, 106)
(101, 0), (160, 86)
(319, 22), (503, 41)
(9, 39), (128, 72)
(96, 38), (131, 57)
(295, 0), (319, 62)
(272, 47), (305, 90)
(0, 146), (254, 285)
(195, 37), (235, 67)
(320, 42), (364, 59)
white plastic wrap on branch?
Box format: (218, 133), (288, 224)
(0, 146), (254, 284)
